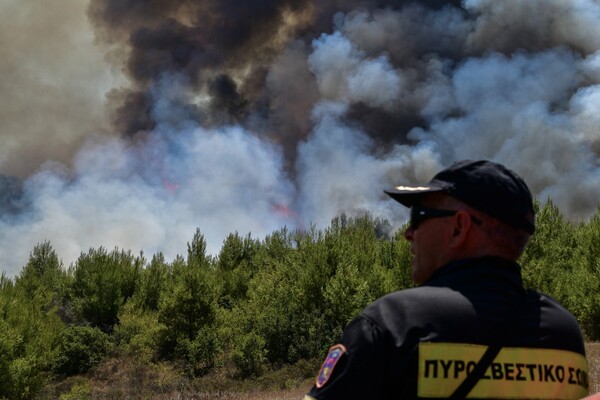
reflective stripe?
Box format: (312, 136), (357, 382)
(418, 342), (589, 399)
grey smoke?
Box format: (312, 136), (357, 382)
(2, 0), (600, 276)
(0, 0), (122, 178)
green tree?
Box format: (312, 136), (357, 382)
(0, 271), (64, 399)
(131, 252), (169, 311)
(158, 230), (218, 375)
(15, 241), (67, 303)
(71, 247), (143, 331)
(224, 215), (412, 377)
(566, 207), (600, 339)
(216, 232), (260, 309)
(380, 229), (414, 290)
(520, 200), (577, 294)
(520, 200), (600, 339)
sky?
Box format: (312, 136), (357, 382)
(1, 0), (600, 276)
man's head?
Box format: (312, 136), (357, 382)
(384, 160), (535, 284)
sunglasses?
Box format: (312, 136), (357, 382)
(409, 206), (483, 230)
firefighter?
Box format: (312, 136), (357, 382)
(304, 160), (589, 399)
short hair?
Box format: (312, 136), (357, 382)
(440, 196), (531, 259)
(477, 217), (531, 259)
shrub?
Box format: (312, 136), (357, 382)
(53, 326), (110, 376)
(231, 332), (268, 377)
(113, 303), (165, 362)
(59, 381), (91, 400)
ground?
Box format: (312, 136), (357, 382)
(43, 342), (600, 399)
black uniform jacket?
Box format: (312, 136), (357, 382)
(307, 256), (589, 400)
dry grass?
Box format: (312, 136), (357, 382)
(188, 344), (600, 399)
(39, 355), (317, 400)
(160, 384), (312, 400)
(41, 343), (600, 399)
(587, 342), (600, 394)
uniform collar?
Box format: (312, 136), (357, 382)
(425, 256), (523, 287)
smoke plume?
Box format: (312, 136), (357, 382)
(1, 0), (600, 276)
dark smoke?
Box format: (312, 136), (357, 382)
(88, 0), (467, 146)
(1, 0), (600, 276)
(0, 176), (26, 216)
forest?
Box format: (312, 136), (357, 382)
(0, 200), (599, 399)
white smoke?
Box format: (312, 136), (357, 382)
(296, 101), (441, 226)
(0, 77), (297, 273)
(407, 49), (600, 218)
(299, 0), (600, 227)
(308, 31), (403, 109)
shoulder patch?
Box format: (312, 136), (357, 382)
(316, 344), (347, 389)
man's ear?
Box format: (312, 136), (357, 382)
(448, 210), (472, 248)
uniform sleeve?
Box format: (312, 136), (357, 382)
(306, 315), (388, 400)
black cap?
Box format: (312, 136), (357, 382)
(384, 160), (535, 234)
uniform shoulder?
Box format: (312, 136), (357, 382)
(527, 289), (580, 322)
(360, 285), (467, 323)
(522, 289), (586, 353)
(371, 285), (463, 306)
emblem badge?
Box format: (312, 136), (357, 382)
(316, 344), (347, 388)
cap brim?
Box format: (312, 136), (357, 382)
(384, 185), (444, 207)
